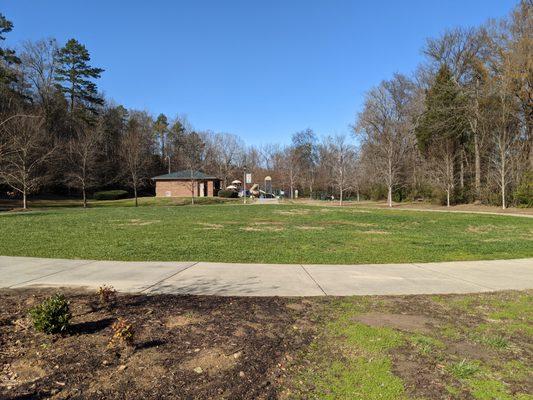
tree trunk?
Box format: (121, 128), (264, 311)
(446, 188), (450, 207)
(22, 190), (27, 210)
(339, 187), (343, 206)
(474, 133), (481, 200)
(134, 184), (138, 207)
(501, 169), (506, 210)
(459, 150), (464, 189)
(356, 190), (360, 202)
(82, 185), (87, 208)
(387, 185), (392, 208)
(191, 181), (195, 205)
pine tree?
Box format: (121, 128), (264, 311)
(0, 13), (19, 86)
(55, 39), (104, 115)
(415, 65), (468, 206)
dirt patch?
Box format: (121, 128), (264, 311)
(0, 288), (316, 400)
(353, 313), (439, 333)
(361, 230), (390, 235)
(274, 208), (311, 216)
(197, 222), (224, 230)
(117, 219), (161, 226)
(392, 347), (458, 400)
(295, 226), (324, 231)
(165, 313), (204, 328)
(182, 347), (237, 375)
(241, 226), (284, 232)
(466, 225), (497, 234)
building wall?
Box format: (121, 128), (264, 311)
(155, 180), (219, 197)
(155, 181), (196, 197)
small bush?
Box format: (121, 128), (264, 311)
(514, 171), (532, 207)
(29, 293), (71, 334)
(109, 318), (135, 347)
(98, 285), (118, 309)
(217, 189), (238, 198)
(447, 359), (480, 379)
(93, 190), (129, 201)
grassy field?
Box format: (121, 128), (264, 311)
(285, 290), (533, 399)
(0, 201), (531, 263)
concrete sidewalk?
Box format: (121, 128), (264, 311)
(0, 256), (532, 296)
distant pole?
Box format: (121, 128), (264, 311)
(243, 165), (247, 204)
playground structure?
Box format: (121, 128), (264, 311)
(224, 176), (276, 198)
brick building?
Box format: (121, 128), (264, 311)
(153, 171), (221, 197)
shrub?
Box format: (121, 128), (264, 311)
(217, 189), (238, 198)
(29, 293), (71, 334)
(97, 285), (118, 309)
(93, 190), (129, 201)
(514, 171), (533, 207)
(109, 318), (135, 347)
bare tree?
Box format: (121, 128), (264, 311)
(0, 115), (55, 209)
(211, 132), (244, 188)
(119, 113), (153, 207)
(20, 39), (59, 108)
(64, 120), (103, 207)
(322, 134), (357, 205)
(280, 146), (300, 199)
(356, 75), (415, 207)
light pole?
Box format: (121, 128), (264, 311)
(243, 165), (247, 204)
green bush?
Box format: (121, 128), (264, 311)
(93, 190), (129, 201)
(29, 293), (71, 334)
(514, 171), (533, 207)
(217, 189), (238, 198)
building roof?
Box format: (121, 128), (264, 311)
(152, 170), (219, 181)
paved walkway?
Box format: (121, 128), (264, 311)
(1, 256), (532, 296)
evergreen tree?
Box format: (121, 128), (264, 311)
(0, 13), (19, 86)
(55, 39), (104, 115)
(416, 65), (469, 206)
(153, 113), (169, 160)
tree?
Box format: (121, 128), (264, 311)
(119, 113), (153, 207)
(211, 132), (244, 188)
(357, 74), (415, 207)
(20, 39), (60, 109)
(280, 145), (300, 199)
(0, 115), (55, 209)
(0, 13), (20, 86)
(292, 129), (318, 198)
(322, 134), (357, 205)
(55, 39), (104, 115)
(153, 113), (169, 169)
(181, 131), (206, 204)
(415, 65), (468, 206)
(64, 120), (103, 207)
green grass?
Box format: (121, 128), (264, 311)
(0, 202), (531, 263)
(287, 291), (533, 399)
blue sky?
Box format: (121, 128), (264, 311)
(3, 0), (516, 145)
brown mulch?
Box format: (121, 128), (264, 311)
(0, 288), (320, 400)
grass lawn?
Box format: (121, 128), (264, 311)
(1, 288), (531, 399)
(285, 290), (533, 400)
(0, 201), (531, 263)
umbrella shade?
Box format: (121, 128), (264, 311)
(231, 180), (242, 184)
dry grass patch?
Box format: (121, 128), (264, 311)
(295, 226), (324, 231)
(117, 219), (161, 226)
(197, 222), (224, 230)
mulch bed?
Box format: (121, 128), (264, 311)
(0, 288), (319, 400)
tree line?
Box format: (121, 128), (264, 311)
(0, 2), (531, 208)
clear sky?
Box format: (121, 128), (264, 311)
(2, 0), (516, 145)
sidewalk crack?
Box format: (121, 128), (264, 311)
(301, 265), (327, 296)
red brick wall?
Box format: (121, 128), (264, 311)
(155, 181), (196, 197)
